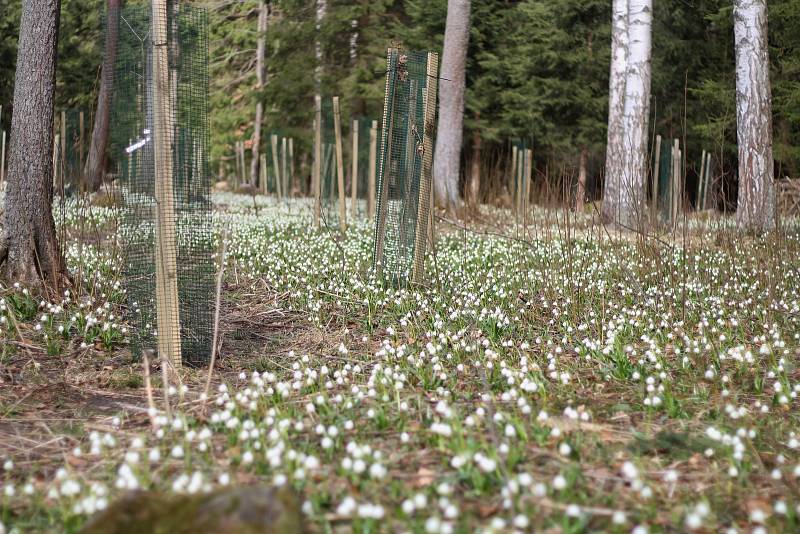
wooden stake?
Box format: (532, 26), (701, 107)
(281, 136), (288, 199)
(332, 96), (346, 233)
(368, 120), (377, 221)
(60, 110), (66, 185)
(288, 137), (295, 196)
(374, 49), (396, 277)
(151, 0), (182, 368)
(697, 149), (706, 211)
(510, 145), (518, 212)
(671, 139), (680, 223)
(524, 148), (533, 227)
(412, 52), (439, 284)
(271, 134), (281, 198)
(652, 134), (661, 219)
(0, 130), (6, 187)
(313, 97), (322, 228)
(703, 152), (712, 211)
(79, 110), (84, 186)
(260, 153), (267, 194)
(350, 119), (359, 218)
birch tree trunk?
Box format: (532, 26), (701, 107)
(617, 0), (652, 229)
(602, 0), (628, 223)
(314, 0), (326, 92)
(0, 0), (68, 287)
(733, 0), (775, 231)
(84, 0), (121, 192)
(433, 0), (470, 211)
(250, 0), (267, 186)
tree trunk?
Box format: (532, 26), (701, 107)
(576, 147), (588, 210)
(84, 0), (120, 192)
(433, 0), (470, 211)
(617, 0), (652, 229)
(1, 0), (67, 288)
(602, 0), (628, 223)
(250, 0), (267, 186)
(469, 128), (481, 206)
(733, 0), (775, 231)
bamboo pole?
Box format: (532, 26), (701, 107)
(412, 52), (439, 284)
(271, 134), (281, 198)
(281, 136), (288, 199)
(652, 134), (661, 220)
(697, 149), (707, 211)
(313, 97), (322, 228)
(350, 119), (359, 218)
(151, 0), (182, 368)
(332, 96), (346, 233)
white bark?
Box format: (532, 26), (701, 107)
(251, 0), (267, 185)
(602, 0), (629, 223)
(734, 0), (775, 231)
(617, 0), (652, 229)
(315, 0), (326, 91)
(433, 0), (471, 210)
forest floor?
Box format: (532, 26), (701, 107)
(1, 192), (800, 533)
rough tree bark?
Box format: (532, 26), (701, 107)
(84, 0), (121, 192)
(1, 0), (68, 287)
(250, 0), (268, 186)
(602, 0), (628, 223)
(616, 0), (652, 230)
(733, 0), (775, 231)
(433, 0), (470, 211)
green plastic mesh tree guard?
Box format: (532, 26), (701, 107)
(372, 49), (438, 286)
(510, 138), (532, 212)
(352, 116), (374, 218)
(318, 98), (344, 231)
(111, 3), (214, 366)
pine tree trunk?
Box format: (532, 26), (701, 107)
(84, 0), (120, 192)
(733, 0), (775, 231)
(469, 128), (481, 206)
(1, 0), (67, 287)
(250, 0), (267, 186)
(433, 0), (470, 211)
(576, 147), (588, 210)
(602, 0), (628, 223)
(617, 0), (652, 229)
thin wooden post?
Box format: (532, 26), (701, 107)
(151, 0), (182, 368)
(697, 149), (707, 211)
(412, 52), (438, 283)
(239, 141), (246, 188)
(52, 134), (60, 189)
(0, 130), (6, 187)
(524, 148), (533, 228)
(281, 136), (288, 198)
(60, 110), (66, 184)
(703, 152), (712, 211)
(288, 137), (295, 196)
(260, 153), (267, 194)
(271, 134), (281, 198)
(79, 110), (85, 186)
(350, 119), (359, 218)
(510, 145), (518, 212)
(368, 120), (378, 220)
(671, 139), (680, 223)
(332, 96), (346, 233)
(374, 49), (397, 277)
(313, 97), (322, 228)
(652, 134), (661, 219)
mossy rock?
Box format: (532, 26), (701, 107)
(79, 485), (304, 534)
